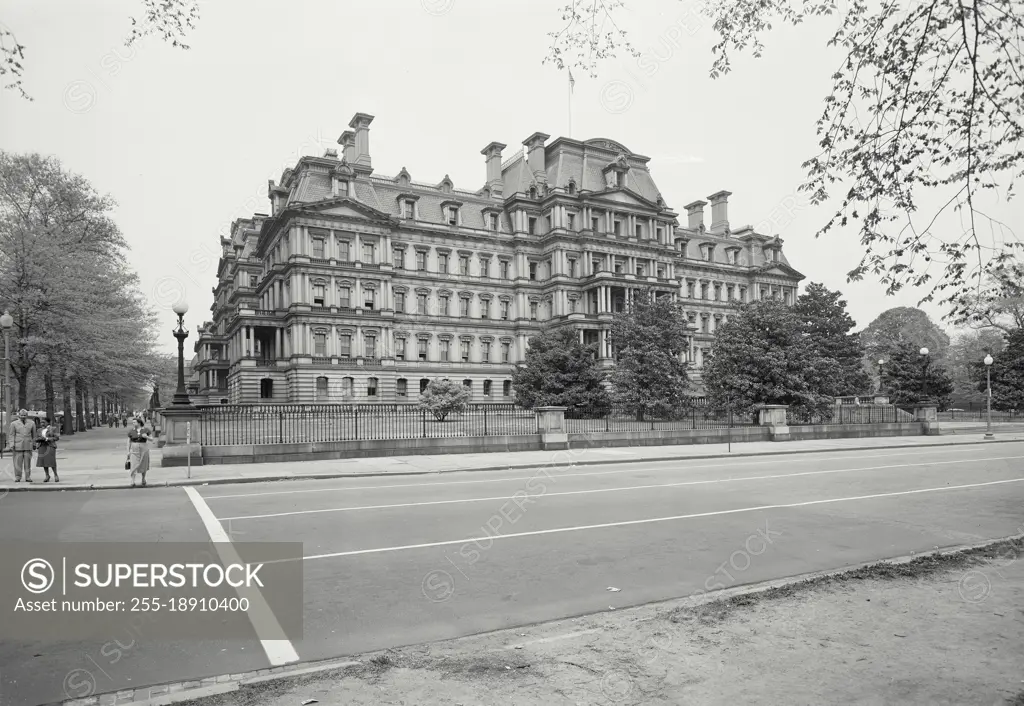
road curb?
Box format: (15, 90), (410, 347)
(58, 534), (1024, 706)
(4, 435), (1022, 492)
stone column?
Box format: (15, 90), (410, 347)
(535, 406), (568, 450)
(756, 404), (791, 441)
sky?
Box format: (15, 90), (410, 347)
(2, 0), (1019, 354)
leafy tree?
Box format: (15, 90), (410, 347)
(510, 326), (609, 411)
(946, 327), (1007, 406)
(703, 299), (823, 418)
(860, 307), (951, 382)
(418, 378), (471, 422)
(879, 342), (955, 407)
(544, 0), (1023, 315)
(2, 0), (198, 99)
(955, 264), (1024, 334)
(607, 290), (692, 418)
(792, 282), (871, 398)
(973, 329), (1024, 412)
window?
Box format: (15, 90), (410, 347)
(567, 213), (576, 231)
(569, 298), (578, 313)
(260, 378), (274, 399)
(656, 227), (664, 241)
(459, 255), (469, 275)
(568, 259), (577, 277)
(591, 216), (600, 232)
(438, 253), (449, 273)
(417, 293), (427, 314)
(501, 342), (511, 363)
(396, 338), (406, 360)
(503, 380), (512, 396)
(461, 340), (470, 362)
(393, 248), (404, 269)
(312, 238), (325, 258)
(704, 246), (713, 262)
(482, 341), (491, 361)
(530, 302), (538, 320)
(479, 258), (490, 277)
(447, 206), (459, 226)
(481, 299), (490, 319)
(701, 316), (709, 333)
(416, 251), (427, 271)
(397, 379), (408, 397)
(365, 335), (377, 358)
(249, 275), (257, 288)
(403, 200), (415, 219)
(341, 377), (354, 398)
(483, 379), (492, 396)
(529, 262), (537, 280)
(636, 224), (643, 238)
(592, 258), (601, 273)
(614, 260), (623, 274)
(395, 291), (405, 312)
(488, 213), (498, 232)
(499, 260), (510, 279)
(418, 339), (428, 360)
(687, 282), (695, 299)
(313, 284), (325, 306)
(316, 376), (329, 400)
(362, 243), (374, 263)
(614, 220), (623, 236)
(314, 332), (326, 356)
(568, 181), (576, 195)
(714, 284), (722, 301)
(440, 340), (450, 362)
(657, 266), (665, 278)
(364, 289), (376, 310)
(339, 287), (351, 308)
(463, 379), (472, 394)
(419, 378), (429, 393)
(460, 298), (469, 317)
(500, 300), (510, 320)
(337, 241), (350, 261)
(339, 334), (351, 358)
(528, 217), (537, 234)
(636, 263), (645, 277)
(367, 377), (378, 397)
(439, 294), (450, 315)
(727, 285), (734, 301)
(616, 172), (625, 187)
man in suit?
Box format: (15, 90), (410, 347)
(10, 409), (36, 482)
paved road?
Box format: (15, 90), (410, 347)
(2, 441), (1023, 705)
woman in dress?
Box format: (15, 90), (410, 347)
(36, 417), (60, 483)
(127, 417), (152, 487)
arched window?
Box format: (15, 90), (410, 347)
(567, 180), (576, 195)
(502, 381), (511, 397)
(367, 377), (379, 397)
(420, 378), (430, 394)
(529, 186), (537, 199)
(396, 378), (408, 398)
(341, 377), (354, 398)
(463, 379), (473, 391)
(315, 376), (329, 400)
(483, 380), (492, 397)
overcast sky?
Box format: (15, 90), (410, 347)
(3, 0), (1017, 354)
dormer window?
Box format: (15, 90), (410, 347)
(403, 200), (415, 219)
(528, 217), (537, 235)
(337, 181), (348, 196)
(488, 213), (499, 232)
(567, 180), (576, 195)
(446, 206), (459, 226)
(616, 172), (625, 187)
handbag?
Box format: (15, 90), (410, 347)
(124, 438), (131, 471)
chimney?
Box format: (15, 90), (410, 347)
(708, 190), (732, 233)
(348, 113), (375, 168)
(323, 148), (338, 159)
(481, 141), (506, 196)
(337, 131), (355, 162)
(684, 200), (707, 230)
(522, 132), (550, 182)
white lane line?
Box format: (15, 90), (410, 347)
(217, 456), (1024, 522)
(281, 477), (1024, 563)
(202, 446), (1009, 501)
(183, 487), (300, 666)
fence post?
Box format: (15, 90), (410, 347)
(422, 409), (426, 438)
(605, 409), (610, 433)
(279, 411), (283, 443)
(484, 405), (488, 436)
(355, 407), (360, 440)
(692, 403), (697, 430)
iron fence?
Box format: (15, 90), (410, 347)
(787, 404), (912, 426)
(564, 402), (757, 434)
(938, 409), (1021, 422)
(199, 403), (536, 445)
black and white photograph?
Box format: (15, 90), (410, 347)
(1, 0), (1022, 703)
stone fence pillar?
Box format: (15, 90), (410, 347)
(913, 401), (940, 436)
(158, 407), (204, 467)
(756, 404), (791, 442)
(535, 406), (568, 450)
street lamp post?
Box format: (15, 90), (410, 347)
(170, 302), (193, 408)
(877, 358), (885, 394)
(919, 347), (930, 402)
(984, 354), (994, 440)
(0, 311), (13, 451)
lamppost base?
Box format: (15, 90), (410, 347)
(169, 395), (194, 408)
(984, 433), (995, 440)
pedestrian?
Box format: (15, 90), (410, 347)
(126, 417), (152, 488)
(35, 417), (60, 483)
(9, 409), (37, 483)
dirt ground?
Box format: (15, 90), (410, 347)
(197, 539), (1024, 706)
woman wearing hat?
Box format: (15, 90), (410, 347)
(126, 417), (152, 487)
(35, 417), (60, 482)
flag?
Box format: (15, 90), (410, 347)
(568, 69), (575, 93)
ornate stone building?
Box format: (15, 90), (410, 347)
(191, 112), (803, 404)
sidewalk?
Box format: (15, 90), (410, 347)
(2, 424), (1023, 492)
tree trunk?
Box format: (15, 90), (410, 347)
(61, 372), (74, 435)
(75, 380), (86, 432)
(15, 366), (29, 410)
(83, 384), (92, 429)
(44, 369), (56, 421)
(92, 393), (99, 426)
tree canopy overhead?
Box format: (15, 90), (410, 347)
(545, 0), (1023, 322)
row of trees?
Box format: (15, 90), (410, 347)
(507, 282), (1022, 419)
(0, 151), (172, 432)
